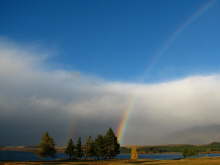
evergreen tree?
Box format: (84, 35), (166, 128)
(94, 135), (106, 159)
(76, 137), (83, 159)
(84, 136), (94, 159)
(38, 132), (56, 158)
(65, 138), (75, 160)
(104, 128), (120, 159)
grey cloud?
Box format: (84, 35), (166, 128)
(1, 40), (220, 146)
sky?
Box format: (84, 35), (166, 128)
(1, 0), (220, 146)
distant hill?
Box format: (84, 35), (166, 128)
(165, 125), (220, 145)
(121, 142), (220, 154)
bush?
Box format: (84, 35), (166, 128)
(182, 148), (198, 158)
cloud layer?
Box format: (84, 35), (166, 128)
(1, 40), (220, 146)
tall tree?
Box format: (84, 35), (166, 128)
(104, 128), (120, 159)
(94, 135), (106, 159)
(84, 136), (94, 160)
(38, 132), (56, 158)
(76, 137), (83, 159)
(65, 138), (75, 160)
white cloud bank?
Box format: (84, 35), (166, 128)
(1, 40), (220, 145)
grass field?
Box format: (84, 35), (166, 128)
(2, 157), (220, 165)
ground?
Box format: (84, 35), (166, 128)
(2, 157), (220, 165)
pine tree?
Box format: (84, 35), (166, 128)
(76, 137), (83, 159)
(65, 138), (75, 160)
(84, 136), (94, 160)
(104, 128), (120, 159)
(94, 135), (105, 159)
(38, 132), (56, 158)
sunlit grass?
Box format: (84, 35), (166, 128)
(4, 157), (220, 165)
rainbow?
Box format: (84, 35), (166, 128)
(116, 97), (136, 143)
(116, 0), (216, 145)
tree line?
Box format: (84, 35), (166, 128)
(38, 128), (120, 160)
(137, 142), (220, 154)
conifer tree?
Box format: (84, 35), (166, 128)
(38, 132), (56, 158)
(76, 137), (83, 159)
(104, 128), (120, 159)
(65, 138), (75, 160)
(94, 135), (106, 159)
(84, 136), (94, 159)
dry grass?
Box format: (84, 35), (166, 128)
(2, 157), (220, 165)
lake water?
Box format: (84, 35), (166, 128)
(1, 151), (220, 161)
